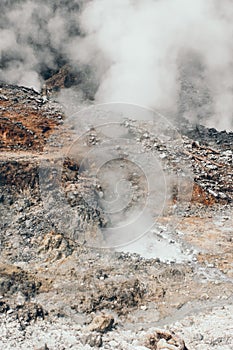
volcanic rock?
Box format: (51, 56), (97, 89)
(145, 329), (188, 350)
(88, 314), (114, 333)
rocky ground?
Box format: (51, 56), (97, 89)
(0, 83), (232, 349)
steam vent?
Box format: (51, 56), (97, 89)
(0, 1), (233, 349)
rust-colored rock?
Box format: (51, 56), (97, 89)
(145, 329), (188, 350)
(0, 84), (63, 151)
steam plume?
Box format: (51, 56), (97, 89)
(0, 0), (233, 130)
(76, 0), (233, 130)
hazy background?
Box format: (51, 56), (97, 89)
(0, 0), (232, 130)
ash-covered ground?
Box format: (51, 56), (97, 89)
(0, 83), (232, 350)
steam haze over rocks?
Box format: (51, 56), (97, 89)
(0, 0), (233, 130)
(0, 1), (233, 349)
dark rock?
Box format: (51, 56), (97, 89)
(83, 333), (103, 347)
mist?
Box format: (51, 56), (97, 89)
(76, 0), (233, 130)
(0, 0), (233, 130)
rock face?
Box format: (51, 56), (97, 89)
(45, 64), (97, 100)
(0, 84), (108, 254)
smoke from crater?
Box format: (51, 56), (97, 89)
(0, 0), (233, 130)
(76, 0), (233, 130)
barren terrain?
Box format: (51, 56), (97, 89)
(0, 83), (232, 349)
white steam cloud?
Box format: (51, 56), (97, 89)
(0, 0), (85, 91)
(0, 0), (233, 130)
(76, 0), (233, 130)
